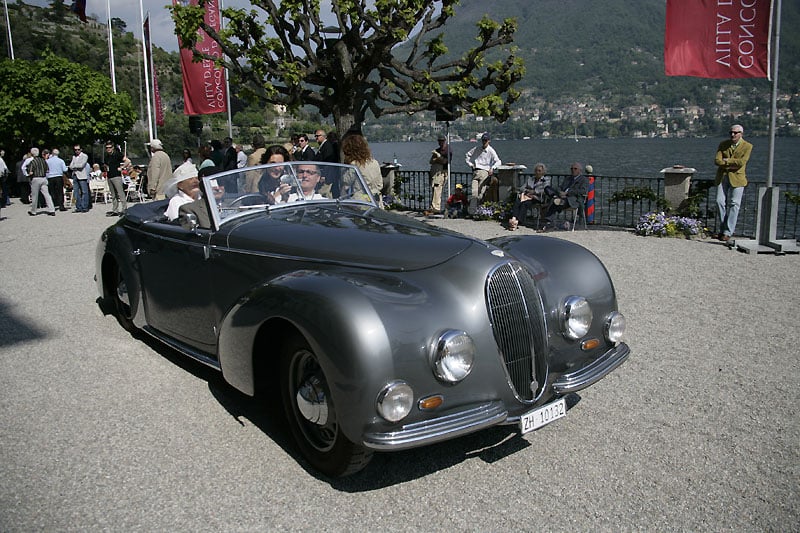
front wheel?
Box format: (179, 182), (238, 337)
(110, 262), (137, 332)
(280, 335), (373, 477)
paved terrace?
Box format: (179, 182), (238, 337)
(0, 201), (798, 531)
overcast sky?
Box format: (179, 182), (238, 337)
(25, 0), (253, 52)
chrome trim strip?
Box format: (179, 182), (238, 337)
(552, 342), (630, 394)
(142, 326), (221, 371)
(362, 401), (508, 450)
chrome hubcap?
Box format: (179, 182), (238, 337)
(290, 349), (337, 452)
(116, 278), (130, 307)
(296, 375), (329, 425)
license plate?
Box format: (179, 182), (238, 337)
(519, 398), (567, 434)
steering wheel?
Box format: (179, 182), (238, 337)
(228, 193), (271, 208)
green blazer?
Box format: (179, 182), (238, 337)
(714, 139), (752, 187)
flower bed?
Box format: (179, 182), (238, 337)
(472, 201), (511, 222)
(635, 212), (706, 238)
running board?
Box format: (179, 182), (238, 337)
(142, 326), (222, 371)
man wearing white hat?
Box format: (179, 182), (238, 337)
(147, 139), (171, 200)
(164, 163), (200, 221)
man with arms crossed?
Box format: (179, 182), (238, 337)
(714, 124), (752, 242)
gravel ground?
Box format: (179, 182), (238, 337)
(0, 200), (798, 532)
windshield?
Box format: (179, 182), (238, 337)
(200, 162), (377, 227)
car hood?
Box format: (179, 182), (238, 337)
(221, 204), (479, 271)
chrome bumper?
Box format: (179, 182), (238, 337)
(552, 342), (630, 394)
(362, 401), (508, 451)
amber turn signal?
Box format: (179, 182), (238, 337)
(418, 395), (444, 410)
(581, 338), (601, 351)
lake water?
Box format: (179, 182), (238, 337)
(371, 137), (800, 183)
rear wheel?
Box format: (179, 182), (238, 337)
(280, 335), (373, 477)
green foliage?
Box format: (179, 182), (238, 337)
(784, 191), (800, 206)
(608, 182), (714, 218)
(680, 180), (714, 217)
(472, 200), (513, 221)
(608, 186), (669, 210)
(0, 52), (135, 153)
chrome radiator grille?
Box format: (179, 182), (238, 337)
(485, 262), (548, 402)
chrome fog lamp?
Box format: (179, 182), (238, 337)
(376, 381), (414, 423)
(431, 330), (475, 383)
(562, 296), (592, 340)
(605, 312), (626, 343)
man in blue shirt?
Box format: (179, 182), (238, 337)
(45, 148), (69, 211)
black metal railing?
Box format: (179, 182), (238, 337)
(391, 170), (800, 240)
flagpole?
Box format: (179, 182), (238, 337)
(736, 0), (798, 254)
(765, 0), (781, 189)
(147, 18), (158, 139)
(107, 0), (116, 93)
(139, 2), (154, 142)
(3, 0), (14, 60)
(220, 0), (232, 138)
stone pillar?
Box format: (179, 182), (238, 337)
(380, 163), (400, 198)
(496, 164), (527, 203)
(660, 166), (695, 211)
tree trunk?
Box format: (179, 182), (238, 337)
(334, 113), (356, 138)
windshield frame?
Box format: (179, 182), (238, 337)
(199, 161), (378, 230)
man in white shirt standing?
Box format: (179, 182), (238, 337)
(236, 145), (247, 168)
(0, 149), (10, 207)
(465, 133), (501, 214)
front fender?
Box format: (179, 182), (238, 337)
(96, 223), (146, 329)
(491, 235), (624, 375)
(218, 270), (395, 440)
(489, 235), (618, 309)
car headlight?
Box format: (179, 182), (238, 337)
(431, 330), (475, 384)
(605, 312), (626, 343)
(376, 381), (414, 422)
(562, 296), (592, 340)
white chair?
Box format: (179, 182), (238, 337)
(525, 203), (549, 229)
(125, 179), (144, 203)
(89, 178), (110, 204)
(63, 185), (73, 208)
(563, 197), (588, 231)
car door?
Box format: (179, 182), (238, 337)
(133, 221), (218, 353)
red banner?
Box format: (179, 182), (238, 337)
(176, 0), (227, 115)
(665, 0), (772, 79)
(71, 0), (87, 22)
(143, 16), (164, 126)
(153, 71), (165, 127)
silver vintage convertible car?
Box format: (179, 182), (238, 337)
(96, 161), (629, 477)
